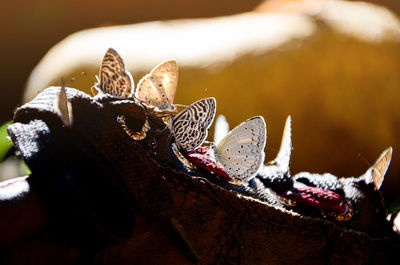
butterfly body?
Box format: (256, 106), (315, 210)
(212, 116), (266, 181)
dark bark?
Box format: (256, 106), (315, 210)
(1, 86), (398, 264)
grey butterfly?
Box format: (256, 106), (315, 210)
(212, 116), (267, 181)
(96, 48), (134, 98)
(172, 97), (216, 151)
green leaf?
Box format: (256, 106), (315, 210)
(20, 160), (32, 175)
(0, 121), (13, 162)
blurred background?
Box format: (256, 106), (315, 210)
(1, 0), (400, 208)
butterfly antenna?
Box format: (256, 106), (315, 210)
(204, 140), (215, 147)
(174, 103), (189, 108)
(357, 152), (372, 167)
(59, 77), (76, 88)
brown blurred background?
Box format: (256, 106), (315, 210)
(0, 0), (260, 123)
(2, 0), (399, 123)
(1, 0), (400, 205)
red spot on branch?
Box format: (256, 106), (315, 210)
(184, 146), (232, 181)
(280, 186), (346, 214)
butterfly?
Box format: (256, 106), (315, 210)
(97, 49), (179, 113)
(135, 60), (178, 114)
(171, 97), (216, 151)
(96, 48), (134, 98)
(96, 49), (215, 150)
(212, 116), (266, 181)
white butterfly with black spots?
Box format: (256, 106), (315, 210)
(212, 116), (266, 181)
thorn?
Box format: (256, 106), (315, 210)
(269, 115), (292, 172)
(54, 79), (73, 128)
(214, 114), (229, 145)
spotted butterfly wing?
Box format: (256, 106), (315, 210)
(172, 97), (216, 151)
(213, 116), (266, 181)
(98, 48), (133, 98)
(135, 60), (178, 113)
